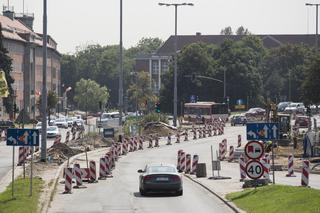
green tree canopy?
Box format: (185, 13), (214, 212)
(74, 79), (109, 112)
(303, 54), (320, 104)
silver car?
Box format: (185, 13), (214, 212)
(138, 163), (183, 196)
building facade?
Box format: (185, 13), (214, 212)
(135, 33), (317, 95)
(0, 7), (60, 119)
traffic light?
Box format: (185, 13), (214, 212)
(155, 102), (160, 113)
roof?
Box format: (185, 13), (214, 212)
(156, 34), (317, 55)
(0, 14), (58, 51)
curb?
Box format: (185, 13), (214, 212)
(40, 147), (107, 213)
(184, 174), (242, 213)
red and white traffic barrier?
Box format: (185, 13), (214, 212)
(54, 135), (61, 145)
(133, 137), (138, 151)
(65, 131), (70, 143)
(228, 146), (234, 162)
(89, 160), (97, 183)
(301, 160), (310, 187)
(286, 154), (296, 177)
(239, 155), (246, 181)
(191, 154), (199, 174)
(261, 157), (270, 180)
(148, 136), (153, 148)
(176, 133), (180, 143)
(177, 150), (183, 171)
(63, 168), (73, 194)
(122, 141), (128, 155)
(99, 157), (107, 179)
(180, 152), (186, 172)
(72, 131), (76, 141)
(117, 144), (121, 157)
(154, 136), (159, 147)
(77, 131), (81, 140)
(185, 154), (191, 174)
(166, 134), (172, 145)
(184, 130), (188, 141)
(193, 128), (197, 140)
(202, 128), (206, 138)
(17, 147), (26, 166)
(105, 153), (112, 176)
(73, 163), (83, 188)
(208, 126), (212, 137)
(138, 137), (144, 150)
(237, 135), (241, 148)
(198, 129), (202, 139)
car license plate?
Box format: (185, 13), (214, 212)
(156, 177), (169, 181)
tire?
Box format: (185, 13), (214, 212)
(139, 188), (146, 196)
(176, 190), (183, 196)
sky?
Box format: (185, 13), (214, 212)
(3, 0), (319, 54)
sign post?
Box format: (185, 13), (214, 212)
(6, 129), (39, 197)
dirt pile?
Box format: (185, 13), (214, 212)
(142, 122), (177, 137)
(47, 143), (82, 162)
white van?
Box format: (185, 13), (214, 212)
(97, 112), (125, 128)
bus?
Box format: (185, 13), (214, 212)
(184, 102), (229, 123)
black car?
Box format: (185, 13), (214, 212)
(138, 163), (183, 196)
(230, 115), (247, 126)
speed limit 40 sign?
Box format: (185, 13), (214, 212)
(245, 160), (264, 179)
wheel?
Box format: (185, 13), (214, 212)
(139, 188), (146, 196)
(176, 190), (183, 196)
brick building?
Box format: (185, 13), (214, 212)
(0, 7), (61, 119)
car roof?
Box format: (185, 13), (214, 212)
(146, 163), (176, 168)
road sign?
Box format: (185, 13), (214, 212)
(244, 141), (264, 159)
(245, 160), (264, 179)
(6, 129), (39, 146)
(103, 128), (115, 138)
(246, 122), (279, 140)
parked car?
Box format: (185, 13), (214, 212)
(245, 108), (266, 117)
(138, 163), (183, 196)
(54, 117), (68, 129)
(46, 126), (60, 138)
(295, 115), (310, 128)
(284, 102), (305, 114)
(66, 117), (74, 127)
(230, 115), (247, 126)
(277, 102), (292, 112)
(35, 121), (56, 133)
(96, 112), (125, 128)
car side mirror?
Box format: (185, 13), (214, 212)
(137, 169), (144, 173)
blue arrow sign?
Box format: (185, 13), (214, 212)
(6, 129), (40, 146)
(246, 123), (279, 141)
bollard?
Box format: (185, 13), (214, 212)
(17, 147), (26, 166)
(73, 163), (83, 188)
(99, 157), (107, 180)
(105, 154), (112, 176)
(176, 132), (180, 143)
(237, 135), (241, 148)
(184, 130), (189, 141)
(301, 160), (310, 187)
(286, 154), (296, 177)
(191, 154), (199, 174)
(180, 152), (186, 172)
(185, 154), (191, 174)
(154, 135), (159, 147)
(239, 155), (246, 181)
(202, 128), (206, 138)
(122, 141), (127, 155)
(89, 160), (98, 183)
(63, 168), (73, 194)
(166, 134), (172, 145)
(228, 146), (234, 162)
(148, 136), (153, 148)
(198, 129), (202, 139)
(177, 150), (183, 171)
(54, 135), (61, 145)
(261, 157), (270, 180)
(139, 137), (144, 150)
(65, 131), (70, 143)
(193, 128), (197, 140)
(72, 131), (76, 141)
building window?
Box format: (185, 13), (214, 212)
(161, 60), (168, 73)
(52, 67), (56, 79)
(152, 60), (159, 75)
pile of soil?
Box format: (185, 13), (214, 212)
(142, 122), (177, 137)
(67, 134), (109, 149)
(47, 143), (82, 162)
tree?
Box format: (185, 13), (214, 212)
(236, 26), (250, 35)
(37, 90), (58, 123)
(127, 71), (157, 113)
(74, 79), (109, 112)
(303, 54), (320, 104)
(0, 23), (14, 118)
(220, 26), (233, 35)
(126, 37), (163, 57)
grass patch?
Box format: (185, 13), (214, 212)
(0, 177), (44, 213)
(226, 185), (320, 213)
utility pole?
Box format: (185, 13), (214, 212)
(119, 0), (123, 126)
(40, 0), (48, 161)
(158, 2), (194, 127)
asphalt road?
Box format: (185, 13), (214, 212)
(48, 135), (236, 213)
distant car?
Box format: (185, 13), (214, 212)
(35, 121), (56, 133)
(295, 115), (310, 128)
(284, 103), (305, 114)
(97, 112), (126, 128)
(54, 118), (68, 129)
(46, 126), (60, 138)
(230, 115), (247, 126)
(245, 108), (266, 117)
(138, 163), (183, 196)
(66, 117), (74, 127)
(0, 120), (15, 130)
(277, 102), (292, 112)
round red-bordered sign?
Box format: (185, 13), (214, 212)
(245, 160), (264, 179)
(244, 141), (264, 159)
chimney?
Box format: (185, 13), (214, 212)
(196, 32), (201, 36)
(3, 6), (15, 20)
(15, 13), (34, 30)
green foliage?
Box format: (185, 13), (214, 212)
(74, 78), (109, 112)
(303, 53), (320, 104)
(226, 185), (320, 213)
(0, 177), (44, 213)
(126, 37), (163, 58)
(0, 24), (14, 116)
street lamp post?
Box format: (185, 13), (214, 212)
(119, 0), (124, 126)
(158, 2), (194, 127)
(63, 87), (72, 116)
(306, 3), (320, 50)
(40, 0), (48, 162)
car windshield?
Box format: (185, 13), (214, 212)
(56, 118), (66, 122)
(288, 103), (298, 107)
(147, 166), (176, 173)
(47, 126), (57, 131)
